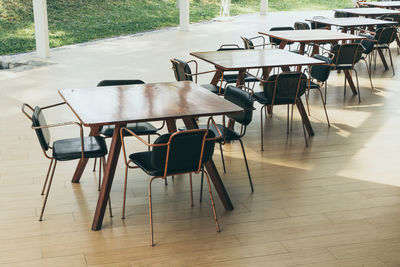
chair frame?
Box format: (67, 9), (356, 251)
(170, 59), (224, 95)
(22, 103), (111, 221)
(120, 117), (222, 246)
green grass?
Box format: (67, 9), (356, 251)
(0, 0), (352, 55)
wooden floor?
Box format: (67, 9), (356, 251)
(2, 10), (400, 267)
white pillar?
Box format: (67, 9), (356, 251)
(260, 0), (268, 16)
(33, 0), (50, 58)
(179, 0), (189, 31)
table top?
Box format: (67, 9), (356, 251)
(190, 49), (324, 71)
(305, 17), (397, 27)
(363, 2), (400, 8)
(333, 7), (400, 16)
(59, 81), (243, 127)
(258, 29), (366, 43)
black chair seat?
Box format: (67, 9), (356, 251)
(253, 91), (295, 105)
(201, 84), (224, 94)
(223, 73), (260, 84)
(308, 81), (320, 89)
(129, 151), (163, 176)
(53, 136), (108, 161)
(101, 123), (158, 137)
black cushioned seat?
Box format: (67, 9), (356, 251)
(53, 136), (108, 161)
(253, 91), (300, 105)
(222, 73), (260, 84)
(101, 123), (158, 137)
(129, 151), (162, 176)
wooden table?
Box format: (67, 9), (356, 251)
(333, 7), (400, 18)
(362, 2), (400, 9)
(258, 29), (365, 55)
(305, 17), (397, 34)
(59, 81), (243, 230)
(257, 31), (366, 97)
(190, 49), (324, 136)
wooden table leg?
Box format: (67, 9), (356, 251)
(72, 126), (100, 183)
(211, 69), (223, 85)
(296, 44), (306, 72)
(236, 69), (246, 87)
(182, 117), (234, 211)
(343, 69), (358, 95)
(296, 98), (314, 136)
(377, 49), (389, 70)
(92, 123), (125, 230)
(166, 119), (177, 132)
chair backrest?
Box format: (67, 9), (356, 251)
(218, 44), (244, 51)
(269, 27), (294, 45)
(263, 72), (308, 104)
(375, 27), (397, 45)
(97, 80), (145, 86)
(170, 58), (193, 82)
(241, 37), (255, 49)
(310, 55), (332, 83)
(151, 130), (215, 175)
(331, 43), (364, 67)
(223, 85), (254, 126)
(311, 16), (327, 29)
(294, 22), (310, 30)
(32, 106), (51, 151)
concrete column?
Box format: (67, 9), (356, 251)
(33, 0), (50, 58)
(260, 0), (268, 16)
(179, 0), (189, 31)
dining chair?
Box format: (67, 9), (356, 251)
(327, 43), (365, 102)
(305, 55), (332, 126)
(359, 27), (397, 76)
(22, 103), (109, 221)
(268, 27), (295, 49)
(181, 85), (255, 193)
(253, 71), (309, 150)
(217, 44), (260, 88)
(120, 125), (221, 246)
(170, 58), (224, 95)
(310, 16), (328, 29)
(294, 22), (310, 30)
(92, 80), (165, 189)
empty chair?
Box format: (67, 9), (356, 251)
(217, 44), (260, 87)
(269, 27), (295, 48)
(21, 103), (108, 221)
(328, 43), (365, 102)
(305, 55), (332, 126)
(240, 36), (267, 49)
(311, 16), (328, 29)
(179, 85), (255, 193)
(120, 127), (221, 246)
(360, 27), (397, 76)
(93, 80), (165, 187)
(253, 72), (309, 150)
(171, 58), (224, 95)
(294, 22), (310, 30)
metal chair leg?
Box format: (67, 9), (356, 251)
(149, 177), (157, 247)
(353, 69), (361, 103)
(290, 104), (294, 132)
(260, 106), (265, 151)
(344, 75), (347, 97)
(147, 135), (151, 151)
(202, 170), (221, 233)
(219, 142), (226, 173)
(362, 57), (373, 90)
(301, 118), (309, 147)
(189, 173), (194, 207)
(39, 160), (57, 221)
(98, 157), (102, 192)
(41, 159), (54, 195)
(239, 139), (254, 193)
(324, 82), (327, 104)
(388, 48), (395, 76)
(305, 88), (311, 116)
(199, 166), (204, 203)
(164, 177), (168, 186)
(317, 87), (330, 127)
(286, 105), (290, 134)
(122, 166), (129, 219)
(92, 158), (97, 172)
